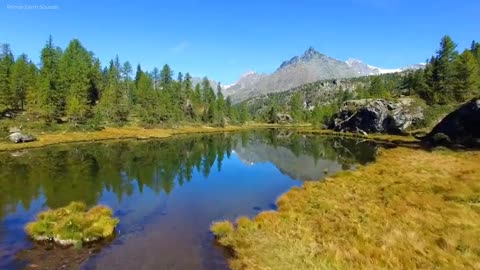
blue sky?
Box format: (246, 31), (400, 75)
(1, 0), (479, 84)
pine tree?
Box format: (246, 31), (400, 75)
(225, 96), (233, 119)
(193, 83), (202, 104)
(135, 72), (160, 124)
(28, 36), (62, 120)
(201, 77), (215, 103)
(434, 35), (458, 103)
(98, 60), (130, 124)
(453, 50), (480, 101)
(151, 67), (160, 90)
(177, 72), (183, 84)
(239, 102), (249, 124)
(134, 64), (143, 87)
(183, 72), (194, 99)
(160, 64), (173, 88)
(471, 41), (480, 64)
(368, 76), (389, 98)
(203, 101), (217, 123)
(290, 92), (303, 122)
(58, 39), (95, 123)
(422, 56), (440, 104)
(216, 83), (225, 122)
(10, 54), (37, 110)
(89, 58), (103, 105)
(470, 41), (480, 79)
(121, 61), (132, 81)
(0, 44), (15, 112)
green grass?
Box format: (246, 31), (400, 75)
(25, 201), (119, 245)
(211, 147), (480, 270)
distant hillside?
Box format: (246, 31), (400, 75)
(244, 72), (407, 117)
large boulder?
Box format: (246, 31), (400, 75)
(423, 97), (480, 147)
(275, 113), (293, 123)
(329, 98), (424, 134)
(9, 132), (36, 143)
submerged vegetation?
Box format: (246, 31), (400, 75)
(212, 147), (480, 269)
(25, 201), (118, 245)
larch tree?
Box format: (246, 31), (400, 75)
(58, 39), (94, 123)
(28, 36), (62, 120)
(453, 50), (480, 101)
(434, 35), (458, 103)
(0, 44), (15, 112)
(10, 54), (37, 110)
(98, 60), (130, 125)
(216, 82), (225, 122)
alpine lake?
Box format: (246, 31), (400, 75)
(0, 129), (377, 269)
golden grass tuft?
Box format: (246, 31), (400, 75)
(212, 147), (480, 269)
(25, 201), (119, 245)
(210, 221), (235, 238)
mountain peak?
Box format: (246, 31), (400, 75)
(302, 47), (322, 60)
(240, 70), (257, 79)
(277, 47), (325, 71)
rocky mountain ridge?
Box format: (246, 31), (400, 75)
(223, 47), (424, 102)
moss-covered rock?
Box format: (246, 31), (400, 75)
(25, 201), (119, 246)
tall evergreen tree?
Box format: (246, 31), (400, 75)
(434, 35), (458, 103)
(135, 72), (160, 123)
(201, 77), (215, 103)
(290, 92), (303, 122)
(453, 50), (480, 101)
(183, 72), (194, 99)
(28, 36), (62, 120)
(151, 67), (160, 90)
(98, 60), (130, 124)
(0, 44), (15, 112)
(89, 58), (103, 105)
(225, 96), (233, 119)
(58, 39), (95, 123)
(368, 76), (389, 98)
(239, 102), (249, 124)
(160, 64), (173, 88)
(134, 64), (143, 87)
(10, 54), (37, 110)
(216, 83), (225, 121)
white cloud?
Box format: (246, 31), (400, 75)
(171, 41), (189, 53)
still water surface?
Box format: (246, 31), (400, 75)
(0, 130), (376, 269)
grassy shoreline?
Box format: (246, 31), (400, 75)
(0, 124), (420, 152)
(212, 147), (480, 269)
(0, 124), (271, 152)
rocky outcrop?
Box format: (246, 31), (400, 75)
(275, 113), (293, 123)
(423, 97), (480, 147)
(330, 98), (424, 135)
(9, 132), (36, 143)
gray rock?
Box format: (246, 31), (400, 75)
(275, 113), (294, 123)
(9, 132), (36, 143)
(8, 126), (21, 133)
(330, 98), (424, 134)
(423, 97), (480, 147)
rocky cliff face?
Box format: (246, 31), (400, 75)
(423, 97), (480, 147)
(329, 98), (424, 135)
